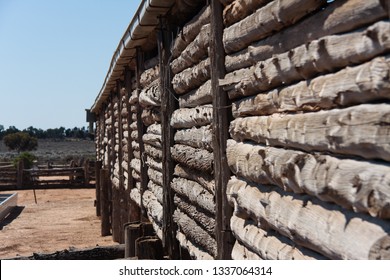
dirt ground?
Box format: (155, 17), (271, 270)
(0, 188), (117, 259)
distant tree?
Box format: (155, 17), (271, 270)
(3, 132), (38, 152)
(0, 125), (4, 139)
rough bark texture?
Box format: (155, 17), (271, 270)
(223, 22), (390, 99)
(139, 80), (161, 107)
(179, 80), (212, 108)
(227, 176), (390, 259)
(227, 140), (390, 218)
(223, 0), (326, 53)
(171, 177), (215, 215)
(171, 24), (211, 75)
(174, 164), (215, 195)
(141, 108), (161, 126)
(172, 58), (211, 94)
(223, 0), (272, 27)
(171, 6), (211, 59)
(144, 144), (163, 161)
(230, 104), (390, 161)
(174, 194), (215, 237)
(173, 209), (217, 258)
(140, 65), (160, 88)
(146, 156), (162, 172)
(171, 144), (214, 173)
(174, 125), (213, 151)
(147, 168), (163, 187)
(231, 215), (326, 260)
(224, 0), (389, 72)
(146, 123), (162, 135)
(143, 133), (162, 148)
(232, 56), (390, 117)
(170, 106), (213, 128)
(175, 230), (214, 260)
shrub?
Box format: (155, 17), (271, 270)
(13, 152), (37, 169)
(3, 132), (38, 152)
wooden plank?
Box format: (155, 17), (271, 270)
(224, 0), (389, 72)
(223, 0), (326, 53)
(227, 176), (390, 259)
(227, 140), (390, 218)
(210, 0), (234, 260)
(230, 104), (390, 161)
(158, 17), (180, 259)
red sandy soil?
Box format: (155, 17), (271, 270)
(0, 188), (117, 259)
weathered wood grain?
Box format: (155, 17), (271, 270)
(170, 106), (213, 128)
(174, 164), (215, 195)
(232, 56), (390, 117)
(140, 65), (160, 88)
(173, 209), (217, 257)
(231, 240), (262, 260)
(146, 123), (162, 135)
(171, 24), (210, 75)
(146, 156), (162, 172)
(227, 176), (390, 259)
(142, 133), (162, 148)
(223, 0), (272, 27)
(172, 58), (211, 95)
(148, 180), (163, 204)
(223, 21), (390, 99)
(141, 108), (161, 126)
(171, 6), (211, 59)
(147, 167), (163, 187)
(171, 144), (214, 173)
(227, 140), (390, 218)
(224, 0), (389, 72)
(130, 187), (141, 206)
(231, 215), (326, 260)
(143, 190), (163, 226)
(230, 104), (390, 161)
(130, 158), (141, 175)
(175, 230), (214, 260)
(139, 80), (161, 107)
(174, 194), (216, 237)
(223, 0), (325, 53)
(171, 177), (215, 215)
(179, 80), (212, 108)
(174, 125), (213, 151)
(144, 144), (162, 161)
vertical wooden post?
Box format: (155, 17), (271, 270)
(16, 159), (24, 188)
(95, 160), (102, 217)
(210, 0), (234, 260)
(158, 17), (180, 259)
(135, 47), (148, 221)
(124, 222), (142, 258)
(100, 168), (111, 236)
(124, 67), (141, 223)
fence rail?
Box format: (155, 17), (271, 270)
(0, 160), (95, 190)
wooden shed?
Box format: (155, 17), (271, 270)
(89, 0), (390, 260)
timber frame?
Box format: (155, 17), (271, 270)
(90, 0), (390, 260)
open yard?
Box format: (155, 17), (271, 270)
(0, 188), (116, 259)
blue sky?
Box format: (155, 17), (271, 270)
(0, 0), (139, 130)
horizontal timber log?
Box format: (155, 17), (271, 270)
(171, 6), (211, 59)
(172, 58), (211, 95)
(171, 24), (211, 75)
(231, 215), (326, 260)
(147, 167), (163, 186)
(143, 190), (163, 226)
(232, 55), (390, 117)
(176, 230), (214, 260)
(170, 106), (213, 128)
(146, 156), (162, 172)
(223, 0), (325, 53)
(142, 133), (162, 148)
(224, 0), (389, 72)
(179, 80), (212, 108)
(223, 21), (390, 99)
(227, 176), (390, 259)
(146, 123), (162, 135)
(174, 164), (215, 195)
(174, 194), (216, 237)
(171, 144), (214, 173)
(139, 80), (161, 107)
(171, 177), (215, 215)
(141, 108), (161, 126)
(227, 140), (390, 218)
(144, 144), (162, 161)
(174, 125), (213, 151)
(173, 209), (217, 258)
(223, 0), (272, 27)
(148, 181), (163, 204)
(231, 240), (262, 260)
(140, 65), (160, 88)
(230, 104), (390, 161)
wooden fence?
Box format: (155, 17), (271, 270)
(0, 160), (95, 190)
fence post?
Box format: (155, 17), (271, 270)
(100, 168), (111, 236)
(16, 159), (24, 188)
(95, 161), (102, 217)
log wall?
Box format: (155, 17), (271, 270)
(93, 0), (390, 260)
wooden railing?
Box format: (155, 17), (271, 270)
(0, 160), (95, 190)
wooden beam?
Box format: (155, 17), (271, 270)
(158, 17), (180, 260)
(100, 168), (111, 236)
(210, 0), (234, 260)
(124, 67), (141, 224)
(135, 47), (148, 221)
